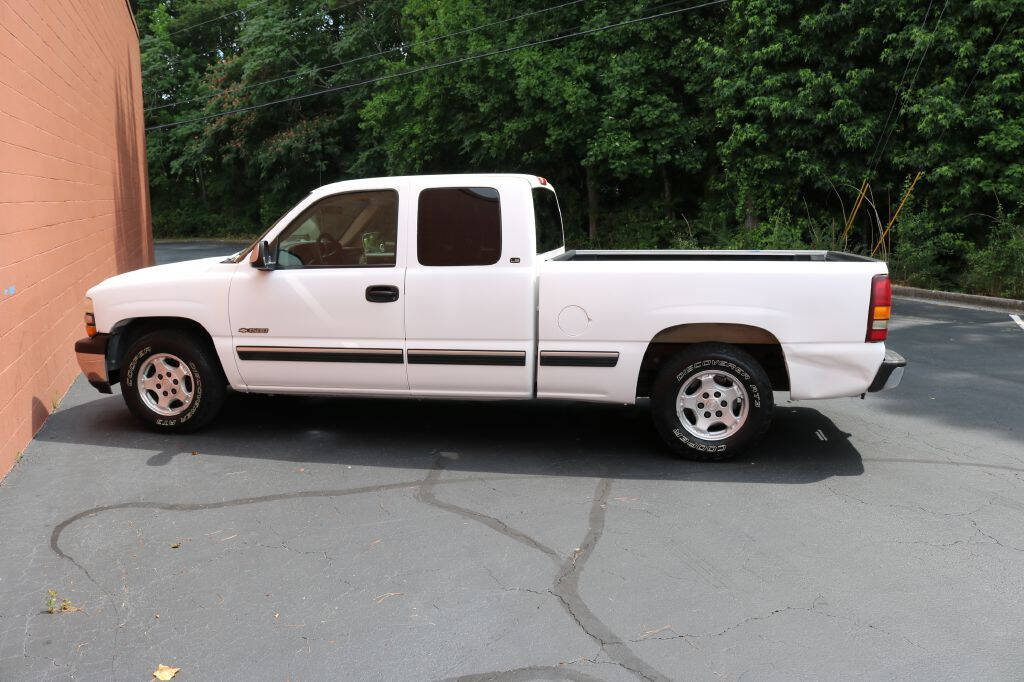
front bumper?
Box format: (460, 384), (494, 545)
(867, 349), (906, 392)
(74, 334), (112, 394)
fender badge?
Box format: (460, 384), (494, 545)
(238, 327), (269, 334)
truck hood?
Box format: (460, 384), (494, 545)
(89, 256), (230, 294)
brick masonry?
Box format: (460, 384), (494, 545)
(0, 0), (152, 478)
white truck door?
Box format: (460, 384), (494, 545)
(228, 185), (409, 393)
(404, 179), (536, 398)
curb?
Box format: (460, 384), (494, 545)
(893, 285), (1024, 313)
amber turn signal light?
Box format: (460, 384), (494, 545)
(84, 298), (96, 337)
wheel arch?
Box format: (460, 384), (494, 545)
(635, 323), (790, 398)
(108, 316), (223, 384)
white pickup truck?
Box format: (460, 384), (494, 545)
(75, 174), (905, 460)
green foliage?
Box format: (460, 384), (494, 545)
(888, 207), (975, 290)
(727, 210), (809, 250)
(964, 207), (1024, 298)
(139, 0), (1024, 297)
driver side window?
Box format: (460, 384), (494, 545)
(274, 190), (398, 268)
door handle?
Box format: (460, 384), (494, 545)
(365, 285), (400, 303)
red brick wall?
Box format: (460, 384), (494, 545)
(0, 0), (153, 478)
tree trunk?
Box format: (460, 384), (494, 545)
(196, 165), (206, 203)
(586, 167), (599, 241)
(743, 195), (759, 230)
(661, 165), (672, 220)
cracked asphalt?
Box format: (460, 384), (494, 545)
(2, 242), (1024, 680)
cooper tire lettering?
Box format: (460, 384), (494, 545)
(651, 343), (775, 462)
(120, 331), (225, 434)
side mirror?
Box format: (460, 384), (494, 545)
(249, 241), (275, 270)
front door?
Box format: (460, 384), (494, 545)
(229, 186), (409, 394)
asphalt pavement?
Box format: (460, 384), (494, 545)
(1, 242), (1023, 680)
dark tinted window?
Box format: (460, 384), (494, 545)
(533, 187), (564, 253)
(417, 187), (501, 266)
(275, 190), (398, 267)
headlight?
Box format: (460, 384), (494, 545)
(84, 298), (96, 337)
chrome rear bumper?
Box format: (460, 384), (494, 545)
(867, 349), (906, 392)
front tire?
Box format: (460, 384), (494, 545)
(121, 330), (226, 433)
(651, 343), (774, 461)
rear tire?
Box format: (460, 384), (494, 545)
(651, 343), (774, 461)
(121, 330), (226, 433)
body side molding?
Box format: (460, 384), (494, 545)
(539, 351), (619, 367)
(407, 349), (527, 366)
(236, 346), (404, 363)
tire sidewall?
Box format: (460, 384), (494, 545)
(653, 349), (772, 459)
(122, 335), (207, 429)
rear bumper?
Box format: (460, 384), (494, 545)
(867, 349), (906, 392)
(74, 334), (112, 394)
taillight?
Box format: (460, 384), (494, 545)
(866, 274), (891, 342)
(84, 298), (96, 337)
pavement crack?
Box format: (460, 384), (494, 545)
(440, 664), (605, 681)
(630, 595), (923, 651)
(414, 463), (559, 560)
(417, 458), (671, 682)
(48, 475), (538, 582)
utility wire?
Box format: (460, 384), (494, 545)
(146, 0), (728, 132)
(167, 0), (272, 37)
(865, 0), (935, 172)
(867, 0), (949, 177)
(956, 8), (1014, 106)
(147, 0), (585, 113)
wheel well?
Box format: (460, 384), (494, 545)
(635, 324), (790, 398)
(107, 317), (222, 384)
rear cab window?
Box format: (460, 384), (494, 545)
(417, 187), (501, 266)
(533, 187), (564, 254)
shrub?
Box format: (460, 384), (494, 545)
(964, 207), (1024, 299)
(886, 208), (974, 291)
(727, 209), (809, 250)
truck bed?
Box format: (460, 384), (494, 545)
(553, 249), (875, 263)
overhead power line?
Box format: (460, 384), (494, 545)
(167, 0), (272, 37)
(146, 0), (728, 132)
(146, 0), (586, 113)
(867, 0), (950, 176)
(865, 0), (935, 173)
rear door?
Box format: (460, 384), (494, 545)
(404, 178), (536, 397)
(229, 182), (409, 393)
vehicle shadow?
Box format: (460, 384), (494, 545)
(36, 390), (864, 484)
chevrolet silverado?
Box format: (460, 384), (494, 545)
(75, 174), (906, 460)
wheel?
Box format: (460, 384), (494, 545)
(120, 330), (226, 432)
(651, 343), (774, 461)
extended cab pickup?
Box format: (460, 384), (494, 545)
(75, 174), (905, 460)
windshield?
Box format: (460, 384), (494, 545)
(225, 209), (290, 263)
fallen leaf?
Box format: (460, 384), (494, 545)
(638, 625), (676, 639)
(60, 599), (82, 613)
(154, 614), (160, 619)
(170, 543), (181, 549)
(153, 664), (180, 680)
(374, 592), (403, 604)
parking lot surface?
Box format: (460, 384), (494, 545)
(2, 242), (1023, 680)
